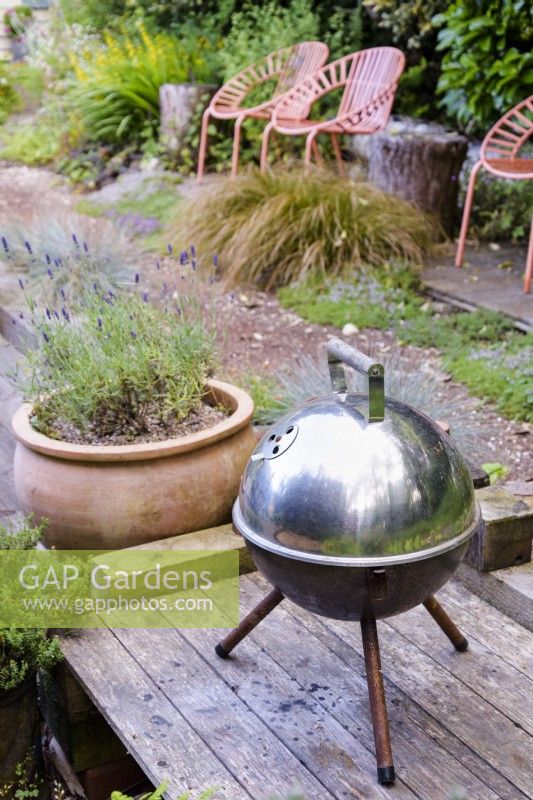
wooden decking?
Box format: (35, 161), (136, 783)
(61, 572), (533, 800)
(422, 243), (533, 331)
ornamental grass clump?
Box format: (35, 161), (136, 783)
(170, 166), (438, 289)
(19, 279), (216, 442)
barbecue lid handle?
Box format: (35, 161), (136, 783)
(327, 337), (385, 422)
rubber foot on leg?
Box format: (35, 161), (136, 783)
(215, 643), (230, 659)
(455, 637), (468, 652)
(377, 766), (396, 785)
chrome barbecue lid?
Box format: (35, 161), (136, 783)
(233, 338), (480, 567)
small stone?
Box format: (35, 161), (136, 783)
(342, 323), (359, 336)
(252, 332), (264, 341)
(488, 242), (501, 251)
(304, 327), (313, 334)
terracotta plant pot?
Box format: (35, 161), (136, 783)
(12, 379), (256, 549)
(0, 676), (39, 786)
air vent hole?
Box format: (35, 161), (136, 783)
(275, 435), (282, 442)
(286, 426), (294, 434)
(272, 445), (280, 454)
(269, 434), (276, 441)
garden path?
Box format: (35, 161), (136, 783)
(423, 243), (532, 331)
(60, 568), (533, 800)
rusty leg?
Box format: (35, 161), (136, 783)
(423, 596), (468, 652)
(215, 587), (284, 659)
(360, 617), (395, 785)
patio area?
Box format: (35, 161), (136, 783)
(423, 244), (533, 332)
(60, 570), (533, 800)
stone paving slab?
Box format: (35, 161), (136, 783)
(423, 242), (532, 330)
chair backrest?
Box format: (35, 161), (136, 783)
(275, 47), (404, 128)
(481, 95), (533, 163)
(213, 42), (329, 115)
(339, 47), (405, 129)
(275, 41), (330, 97)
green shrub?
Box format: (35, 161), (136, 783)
(3, 6), (33, 39)
(0, 116), (66, 165)
(68, 24), (215, 146)
(0, 629), (62, 693)
(363, 0), (447, 118)
(0, 515), (47, 551)
(433, 1), (533, 132)
(0, 64), (20, 126)
(0, 517), (63, 694)
(218, 0), (319, 83)
(465, 173), (533, 244)
(18, 281), (216, 439)
(172, 166), (436, 289)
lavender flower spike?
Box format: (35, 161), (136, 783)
(72, 233), (79, 247)
(135, 273), (140, 284)
(1, 236), (9, 253)
(18, 278), (24, 290)
(24, 240), (33, 255)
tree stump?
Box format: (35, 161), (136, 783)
(368, 124), (468, 234)
(159, 83), (217, 156)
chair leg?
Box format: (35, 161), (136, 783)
(330, 133), (345, 177)
(231, 115), (245, 178)
(215, 587), (284, 658)
(311, 138), (323, 168)
(455, 160), (482, 267)
(305, 131), (318, 169)
(196, 108), (211, 183)
(260, 122), (274, 173)
(523, 216), (533, 294)
(423, 596), (468, 652)
(360, 617), (395, 785)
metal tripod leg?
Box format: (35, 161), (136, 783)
(423, 595), (468, 652)
(360, 617), (396, 785)
(215, 588), (284, 658)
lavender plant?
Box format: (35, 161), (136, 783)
(17, 268), (216, 442)
(0, 211), (137, 304)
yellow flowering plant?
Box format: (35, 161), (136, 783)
(69, 24), (214, 145)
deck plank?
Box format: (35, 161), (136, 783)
(180, 624), (417, 799)
(292, 589), (533, 797)
(437, 580), (533, 678)
(241, 574), (526, 800)
(111, 626), (336, 800)
(60, 629), (251, 800)
(385, 596), (533, 734)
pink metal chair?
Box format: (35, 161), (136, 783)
(196, 42), (329, 181)
(456, 95), (533, 294)
(259, 47), (405, 175)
